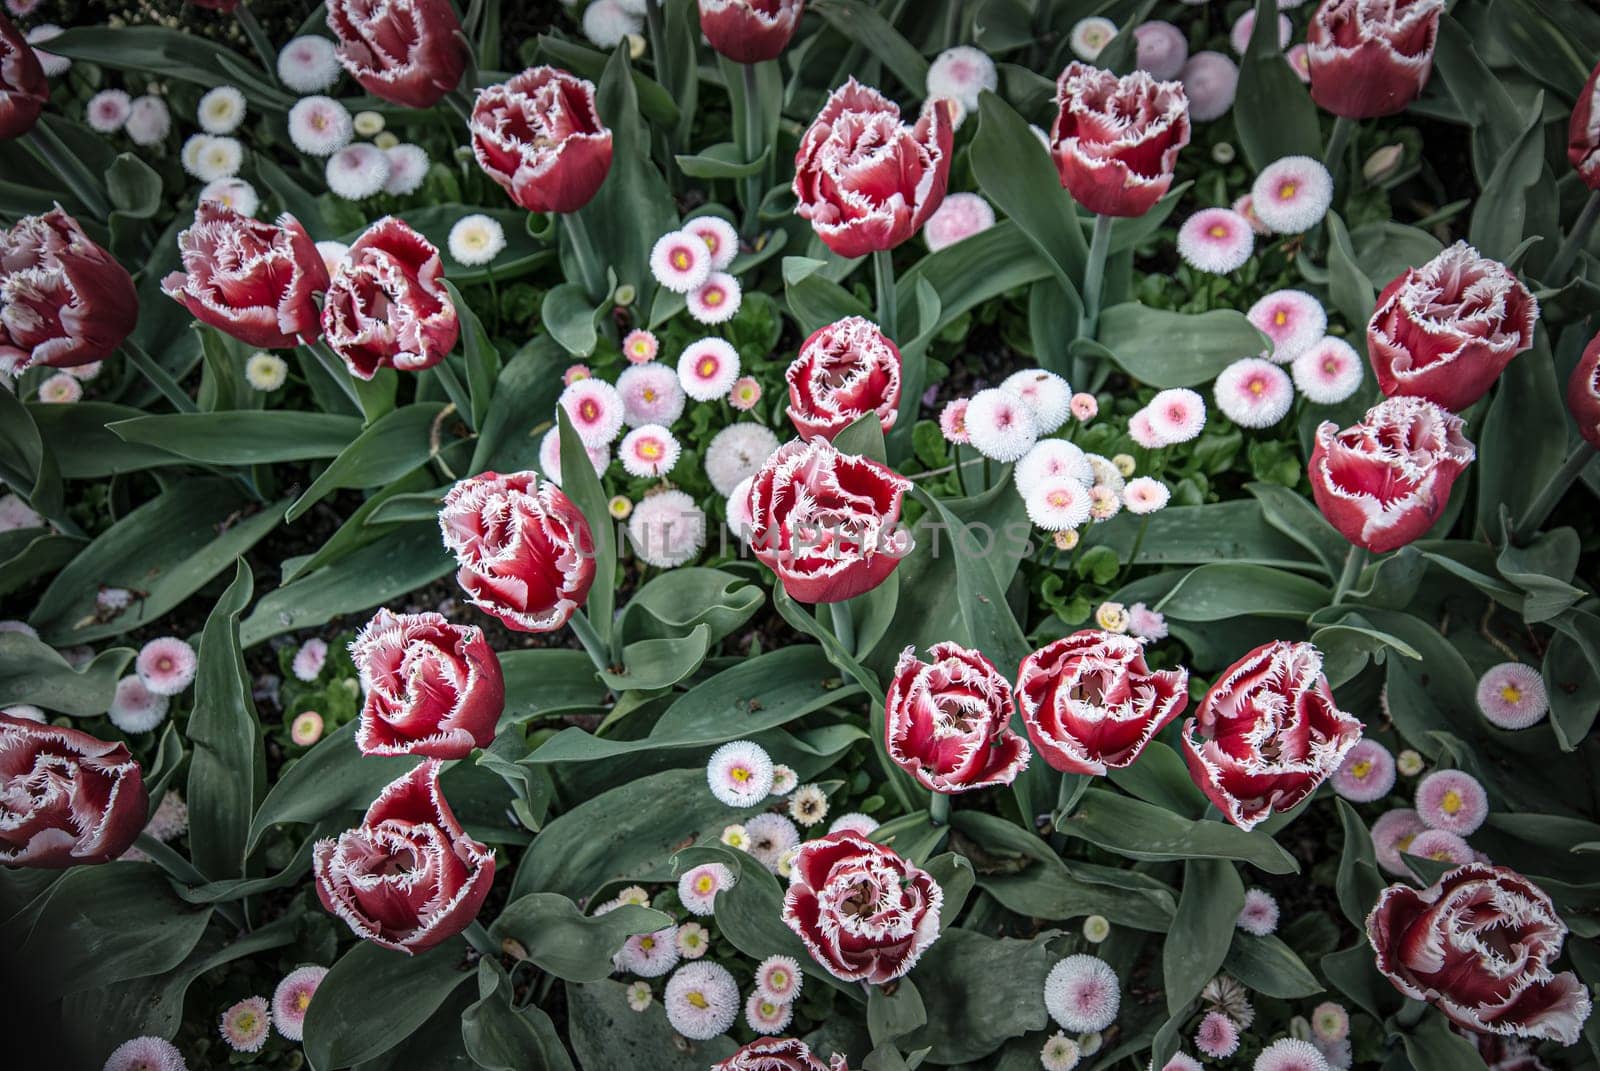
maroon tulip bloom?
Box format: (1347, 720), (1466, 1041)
(793, 79), (954, 258)
(0, 13), (47, 141)
(1309, 396), (1475, 554)
(1568, 330), (1600, 450)
(1181, 640), (1363, 830)
(327, 0), (465, 109)
(1367, 863), (1592, 1045)
(190, 0), (241, 10)
(1049, 62), (1190, 218)
(781, 830), (942, 984)
(322, 217), (458, 380)
(698, 0), (804, 64)
(746, 437), (913, 605)
(350, 609), (504, 759)
(1367, 241), (1538, 412)
(785, 316), (902, 441)
(439, 470), (596, 633)
(1018, 630), (1189, 776)
(885, 642), (1029, 793)
(1570, 61), (1600, 191)
(471, 66), (613, 215)
(0, 208), (138, 373)
(313, 760), (495, 954)
(1307, 0), (1444, 119)
(163, 202), (330, 350)
(0, 715), (147, 868)
(713, 1038), (848, 1071)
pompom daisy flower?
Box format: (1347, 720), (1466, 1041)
(1002, 370), (1073, 434)
(581, 0), (641, 49)
(745, 812), (801, 872)
(627, 490), (705, 568)
(675, 922), (710, 959)
(199, 177), (259, 217)
(678, 862), (736, 919)
(706, 740), (773, 807)
(1331, 739), (1396, 802)
(755, 954), (802, 1003)
(1123, 477), (1170, 515)
(1127, 602), (1168, 641)
(448, 214), (507, 266)
(788, 783), (828, 827)
(1180, 51), (1239, 122)
(1396, 749), (1424, 777)
(537, 427), (610, 486)
(1311, 1001), (1349, 1043)
(38, 373), (82, 404)
(725, 477), (755, 540)
(965, 387), (1038, 462)
(1249, 290), (1328, 364)
(1292, 337), (1364, 404)
(102, 1036), (187, 1071)
(1214, 357), (1293, 428)
(1026, 478), (1093, 532)
(1254, 1037), (1331, 1071)
(828, 812), (879, 836)
(1040, 1032), (1080, 1071)
(1070, 16), (1117, 60)
(125, 95), (172, 146)
(745, 991), (794, 1035)
(1095, 601), (1130, 633)
(1236, 888), (1279, 936)
(1475, 662), (1548, 729)
(686, 215), (739, 271)
(620, 425), (681, 478)
(1015, 438), (1093, 497)
(288, 95), (353, 156)
(926, 46), (997, 125)
(1044, 954), (1120, 1033)
(617, 362), (687, 427)
(326, 143), (391, 200)
(109, 676), (169, 733)
(650, 230), (712, 293)
(219, 996), (270, 1053)
(1251, 156), (1334, 234)
(315, 240), (350, 275)
(1134, 20), (1188, 80)
(198, 86), (246, 134)
(86, 89), (131, 134)
(383, 144), (430, 196)
(1415, 769), (1489, 836)
(1370, 808), (1427, 876)
(1229, 9), (1292, 54)
(1233, 193), (1272, 235)
(1144, 388), (1207, 444)
(1128, 409), (1165, 449)
(1196, 1009), (1241, 1058)
(678, 338), (741, 401)
(292, 637), (328, 682)
(559, 378), (626, 448)
(146, 791), (189, 841)
(290, 710), (324, 746)
(1070, 392), (1098, 421)
(136, 637), (197, 696)
(564, 364), (592, 387)
(769, 764), (797, 796)
(939, 398), (971, 444)
(277, 35), (341, 93)
(923, 191), (996, 250)
(623, 329), (659, 365)
(271, 965), (327, 1041)
(720, 823), (750, 851)
(26, 24), (70, 77)
(615, 927), (681, 977)
(626, 981), (652, 1011)
(1177, 208), (1254, 274)
(687, 272), (741, 324)
(1162, 1056), (1203, 1071)
(664, 961), (740, 1040)
(729, 376), (762, 412)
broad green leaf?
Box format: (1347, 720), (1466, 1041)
(1247, 481), (1348, 579)
(557, 407), (616, 652)
(1233, 0), (1321, 169)
(618, 567), (763, 644)
(868, 979), (927, 1047)
(598, 625), (712, 691)
(42, 26), (292, 108)
(247, 721), (416, 854)
(902, 930), (1054, 1064)
(30, 402), (183, 478)
(443, 279), (497, 430)
(0, 389), (63, 522)
(287, 402), (447, 521)
(811, 0), (930, 89)
(1468, 92), (1547, 262)
(1224, 932), (1324, 998)
(542, 282), (601, 357)
(1475, 332), (1566, 539)
(110, 411), (361, 464)
(783, 255), (871, 334)
(1096, 304), (1270, 387)
(1057, 789), (1300, 874)
(674, 141), (771, 179)
(0, 633), (129, 715)
(1325, 212), (1378, 329)
(532, 34), (680, 129)
(1085, 500), (1314, 569)
(1164, 859), (1245, 1014)
(1401, 1008), (1492, 1071)
(0, 529), (84, 597)
(1334, 800), (1388, 929)
(304, 939), (474, 1071)
(462, 959), (576, 1071)
(490, 894), (671, 983)
(1156, 563), (1331, 621)
(566, 980), (737, 1069)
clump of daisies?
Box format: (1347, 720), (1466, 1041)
(650, 221), (745, 325)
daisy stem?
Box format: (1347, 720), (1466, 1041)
(1512, 442), (1597, 543)
(1547, 189), (1600, 283)
(568, 608), (612, 674)
(234, 4), (279, 81)
(828, 600), (856, 659)
(928, 791), (951, 827)
(741, 62), (764, 237)
(1079, 213), (1114, 341)
(564, 210), (606, 303)
(1332, 544), (1366, 604)
(1322, 114), (1354, 173)
(874, 248), (898, 342)
(1118, 514), (1151, 585)
(952, 443), (967, 497)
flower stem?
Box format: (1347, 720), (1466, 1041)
(952, 443), (967, 497)
(1512, 442), (1597, 543)
(568, 608), (612, 674)
(1547, 189), (1600, 284)
(928, 791), (951, 827)
(1079, 213), (1114, 341)
(564, 210), (606, 302)
(740, 61), (764, 237)
(463, 920), (497, 956)
(1323, 114), (1355, 172)
(828, 600), (856, 659)
(306, 340), (364, 413)
(1117, 514), (1151, 585)
(874, 248), (898, 342)
(1332, 544), (1367, 604)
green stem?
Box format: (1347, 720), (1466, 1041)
(234, 4), (279, 76)
(1394, 998), (1427, 1030)
(951, 443), (967, 497)
(828, 600), (855, 659)
(568, 608), (611, 674)
(123, 342), (196, 413)
(645, 0), (668, 90)
(305, 341), (364, 412)
(928, 791), (951, 827)
(564, 210), (606, 302)
(431, 357), (475, 432)
(740, 62), (764, 237)
(1079, 213), (1114, 341)
(1332, 544), (1367, 604)
(1547, 189), (1600, 284)
(874, 248), (898, 343)
(484, 260), (501, 338)
(463, 920), (497, 956)
(1512, 443), (1597, 543)
(1118, 514), (1151, 584)
(1323, 114), (1355, 172)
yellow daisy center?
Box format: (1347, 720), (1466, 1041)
(688, 992), (709, 1009)
(1278, 181), (1297, 200)
(1442, 790), (1463, 814)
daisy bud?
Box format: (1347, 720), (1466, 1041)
(290, 710), (325, 746)
(608, 495), (633, 520)
(1070, 392), (1098, 421)
(1396, 749), (1424, 777)
(626, 980), (652, 1011)
(1363, 142), (1406, 183)
(1052, 529), (1079, 551)
(1082, 915), (1110, 943)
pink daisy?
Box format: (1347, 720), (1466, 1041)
(538, 427), (610, 486)
(1332, 739), (1396, 803)
(136, 637), (197, 696)
(965, 387), (1038, 461)
(1292, 337), (1364, 404)
(1248, 289), (1328, 364)
(706, 739), (773, 806)
(1255, 1038), (1330, 1071)
(1162, 1057), (1203, 1071)
(623, 328), (660, 365)
(1043, 954), (1120, 1032)
(1144, 388), (1207, 444)
(664, 961), (739, 1040)
(103, 1036), (187, 1071)
(744, 991), (793, 1035)
(1311, 1001), (1349, 1043)
(292, 637), (328, 682)
(1236, 888), (1279, 936)
(678, 862), (735, 916)
(218, 995), (270, 1053)
(1025, 478), (1092, 532)
(827, 812), (880, 836)
(939, 398), (971, 444)
(649, 229), (712, 293)
(617, 362), (687, 427)
(729, 376), (762, 411)
(615, 927), (681, 977)
(290, 710), (324, 746)
(1177, 208), (1254, 274)
(686, 215), (739, 270)
(1127, 602), (1168, 641)
(109, 676), (169, 734)
(1123, 476), (1170, 514)
(1407, 828), (1475, 866)
(1232, 193), (1272, 235)
(678, 338), (740, 401)
(563, 363), (592, 386)
(1415, 769), (1489, 835)
(271, 965), (327, 1041)
(1475, 662), (1548, 729)
(687, 271), (741, 325)
(1215, 357), (1293, 428)
(923, 192), (996, 251)
(744, 812), (800, 873)
(1230, 9), (1291, 54)
(38, 372), (82, 404)
(1134, 20), (1188, 80)
(1287, 43), (1311, 83)
(619, 425), (681, 479)
(1196, 1009), (1241, 1058)
(558, 378), (626, 447)
(1371, 808), (1427, 876)
(1129, 408), (1166, 449)
(755, 954), (803, 1003)
(1251, 156), (1334, 234)
(1180, 51), (1239, 122)
(1070, 392), (1098, 421)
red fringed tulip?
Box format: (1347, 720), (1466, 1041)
(1568, 331), (1600, 449)
(785, 316), (902, 441)
(698, 0), (804, 65)
(0, 715), (147, 867)
(746, 437), (913, 604)
(1018, 630), (1189, 776)
(1569, 61), (1600, 190)
(471, 67), (613, 214)
(0, 13), (47, 140)
(0, 208), (137, 373)
(885, 642), (1029, 793)
(1309, 396), (1474, 553)
(793, 79), (954, 258)
(1181, 640), (1362, 830)
(781, 830), (942, 984)
(1306, 0), (1444, 119)
(312, 760), (495, 954)
(714, 1038), (848, 1071)
(322, 217), (458, 380)
(350, 609), (504, 758)
(439, 470), (596, 633)
(162, 202), (330, 350)
(1367, 241), (1538, 411)
(1049, 62), (1190, 218)
(1367, 863), (1593, 1045)
(327, 0), (465, 109)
